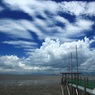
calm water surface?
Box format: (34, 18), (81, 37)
(0, 75), (61, 86)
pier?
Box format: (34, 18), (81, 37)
(61, 72), (95, 95)
(60, 46), (95, 95)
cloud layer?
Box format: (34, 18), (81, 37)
(0, 37), (95, 74)
(0, 0), (95, 74)
(0, 0), (95, 42)
(60, 1), (95, 16)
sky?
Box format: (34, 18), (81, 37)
(0, 0), (95, 74)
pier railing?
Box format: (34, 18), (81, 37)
(61, 73), (95, 95)
(67, 77), (95, 90)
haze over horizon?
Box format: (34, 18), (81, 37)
(0, 0), (95, 74)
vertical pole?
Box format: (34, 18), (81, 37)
(76, 45), (78, 90)
(70, 53), (72, 73)
(87, 77), (88, 83)
(79, 77), (81, 85)
(70, 53), (73, 95)
(84, 78), (86, 95)
(69, 53), (72, 81)
(61, 74), (63, 85)
(86, 77), (88, 88)
(61, 85), (64, 95)
(76, 45), (78, 74)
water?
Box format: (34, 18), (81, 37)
(0, 79), (60, 86)
(0, 75), (61, 86)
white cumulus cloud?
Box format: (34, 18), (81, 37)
(0, 37), (95, 74)
(27, 37), (95, 73)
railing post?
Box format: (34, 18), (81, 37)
(61, 74), (63, 85)
(84, 78), (86, 95)
(86, 77), (88, 86)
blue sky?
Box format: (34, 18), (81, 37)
(0, 0), (95, 74)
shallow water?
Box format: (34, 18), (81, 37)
(0, 79), (60, 86)
(0, 75), (61, 86)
